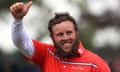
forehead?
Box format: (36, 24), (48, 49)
(52, 21), (75, 33)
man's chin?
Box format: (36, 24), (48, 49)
(62, 45), (72, 51)
(63, 49), (72, 53)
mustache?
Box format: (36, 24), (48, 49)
(60, 39), (72, 44)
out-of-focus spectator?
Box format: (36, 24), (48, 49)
(22, 62), (40, 72)
(112, 56), (120, 72)
(2, 54), (40, 72)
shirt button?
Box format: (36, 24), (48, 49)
(63, 65), (66, 68)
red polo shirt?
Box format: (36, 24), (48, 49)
(25, 40), (111, 72)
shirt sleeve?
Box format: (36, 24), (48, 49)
(24, 40), (52, 66)
(12, 19), (34, 58)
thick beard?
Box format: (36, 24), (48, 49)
(53, 38), (80, 59)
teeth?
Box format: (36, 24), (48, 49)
(64, 43), (70, 46)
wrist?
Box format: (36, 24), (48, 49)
(14, 18), (23, 22)
(13, 19), (23, 25)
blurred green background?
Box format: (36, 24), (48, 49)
(0, 0), (120, 72)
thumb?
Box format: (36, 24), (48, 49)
(25, 1), (32, 11)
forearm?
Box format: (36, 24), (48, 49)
(12, 19), (34, 58)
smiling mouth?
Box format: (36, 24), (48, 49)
(62, 42), (72, 50)
(62, 39), (72, 45)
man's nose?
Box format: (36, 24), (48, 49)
(63, 34), (69, 40)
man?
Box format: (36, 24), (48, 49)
(10, 1), (111, 72)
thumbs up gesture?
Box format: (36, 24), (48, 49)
(10, 1), (32, 19)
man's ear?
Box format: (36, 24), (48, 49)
(76, 31), (79, 37)
(76, 31), (78, 35)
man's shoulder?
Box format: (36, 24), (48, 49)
(86, 50), (107, 64)
(32, 39), (53, 46)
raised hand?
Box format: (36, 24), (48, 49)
(10, 1), (32, 19)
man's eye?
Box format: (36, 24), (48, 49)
(67, 31), (72, 35)
(57, 33), (63, 36)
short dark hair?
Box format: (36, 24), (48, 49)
(48, 12), (78, 36)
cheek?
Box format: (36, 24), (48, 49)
(70, 34), (77, 39)
(52, 36), (61, 43)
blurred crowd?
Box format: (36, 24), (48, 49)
(0, 49), (40, 72)
(110, 56), (120, 72)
